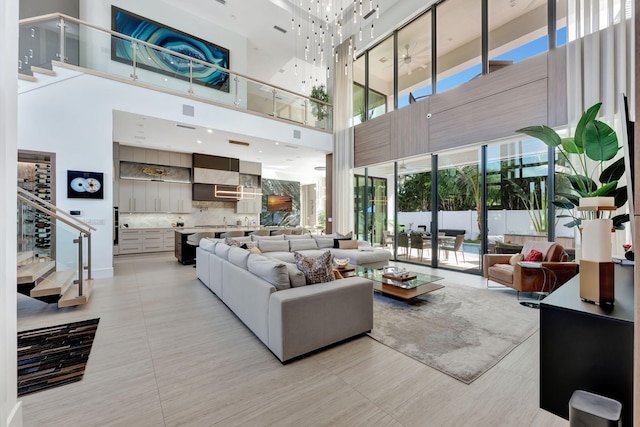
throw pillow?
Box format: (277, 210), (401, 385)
(509, 253), (524, 266)
(333, 237), (352, 248)
(524, 249), (544, 262)
(314, 237), (335, 249)
(248, 246), (262, 255)
(294, 251), (335, 285)
(338, 239), (359, 249)
(336, 231), (353, 239)
(225, 237), (243, 247)
(289, 239), (319, 252)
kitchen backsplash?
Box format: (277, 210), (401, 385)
(120, 206), (260, 229)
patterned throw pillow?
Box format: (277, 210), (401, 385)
(225, 237), (243, 247)
(336, 231), (353, 239)
(294, 251), (335, 285)
(524, 249), (543, 262)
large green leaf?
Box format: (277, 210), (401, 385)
(556, 192), (580, 206)
(613, 213), (630, 229)
(563, 218), (582, 228)
(561, 137), (583, 154)
(599, 157), (625, 184)
(592, 180), (618, 196)
(515, 125), (561, 147)
(584, 120), (619, 161)
(552, 199), (576, 209)
(613, 186), (628, 208)
(575, 102), (602, 149)
(567, 175), (596, 195)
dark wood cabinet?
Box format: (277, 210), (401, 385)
(175, 231), (196, 265)
(540, 264), (634, 426)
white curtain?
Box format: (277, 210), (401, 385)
(566, 0), (634, 122)
(331, 38), (354, 235)
(566, 0), (635, 256)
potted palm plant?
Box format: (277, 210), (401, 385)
(516, 102), (628, 231)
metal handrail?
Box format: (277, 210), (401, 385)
(17, 186), (96, 232)
(17, 193), (91, 236)
(19, 13), (334, 109)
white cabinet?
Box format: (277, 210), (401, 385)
(163, 230), (175, 251)
(119, 229), (142, 254)
(170, 152), (191, 167)
(142, 229), (164, 252)
(169, 183), (191, 213)
(118, 229), (176, 254)
(236, 194), (262, 214)
(119, 180), (146, 212)
(119, 145), (134, 161)
(144, 181), (172, 212)
(239, 160), (261, 175)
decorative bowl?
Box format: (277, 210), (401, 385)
(334, 257), (350, 268)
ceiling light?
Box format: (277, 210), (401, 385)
(196, 140), (202, 144)
(207, 129), (213, 133)
(176, 124), (196, 130)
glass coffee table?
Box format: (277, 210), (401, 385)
(352, 266), (445, 300)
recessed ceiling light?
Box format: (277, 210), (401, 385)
(207, 129), (213, 133)
(196, 140), (202, 144)
(275, 142), (279, 145)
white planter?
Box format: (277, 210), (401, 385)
(580, 219), (613, 262)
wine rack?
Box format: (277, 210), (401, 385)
(17, 161), (53, 260)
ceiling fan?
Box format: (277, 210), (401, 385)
(399, 43), (429, 76)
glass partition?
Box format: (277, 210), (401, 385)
(396, 155), (433, 264)
(485, 138), (550, 256)
(367, 36), (393, 118)
(436, 148), (481, 272)
(488, 0), (548, 70)
(397, 11), (432, 108)
(19, 14), (332, 132)
(354, 169), (389, 246)
(436, 0), (481, 93)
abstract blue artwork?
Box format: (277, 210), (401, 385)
(111, 6), (230, 92)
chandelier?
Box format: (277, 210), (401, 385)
(290, 0), (381, 92)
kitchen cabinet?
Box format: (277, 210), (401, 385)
(119, 180), (146, 212)
(239, 160), (261, 175)
(119, 229), (143, 254)
(169, 183), (191, 213)
(145, 181), (171, 213)
(117, 228), (176, 255)
(236, 195), (262, 214)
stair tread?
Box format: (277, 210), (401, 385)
(18, 73), (37, 82)
(30, 270), (75, 297)
(17, 251), (34, 264)
(17, 260), (55, 284)
(30, 65), (56, 76)
(58, 279), (94, 307)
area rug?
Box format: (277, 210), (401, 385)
(17, 318), (100, 397)
(368, 283), (538, 384)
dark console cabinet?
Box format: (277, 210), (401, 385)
(175, 231), (196, 265)
(540, 264), (634, 425)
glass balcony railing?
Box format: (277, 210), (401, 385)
(18, 14), (333, 131)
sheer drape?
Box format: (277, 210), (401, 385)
(566, 0), (634, 122)
(331, 39), (354, 235)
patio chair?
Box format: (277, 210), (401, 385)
(383, 230), (394, 249)
(410, 231), (431, 261)
(397, 232), (409, 257)
(440, 234), (465, 264)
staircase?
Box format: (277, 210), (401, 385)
(17, 187), (96, 308)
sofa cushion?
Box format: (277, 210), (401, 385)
(289, 239), (319, 251)
(488, 264), (514, 284)
(285, 263), (307, 287)
(258, 239), (290, 253)
(338, 239), (358, 249)
(228, 246), (250, 269)
(524, 249), (544, 262)
(247, 254), (290, 291)
(251, 234), (286, 242)
(509, 253), (524, 266)
(336, 231), (353, 239)
(199, 238), (217, 253)
(284, 234), (313, 240)
(294, 250), (335, 285)
(262, 251), (296, 264)
(314, 237), (335, 249)
(215, 242), (231, 260)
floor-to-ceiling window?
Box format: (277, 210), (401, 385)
(367, 37), (393, 118)
(436, 0), (481, 93)
(488, 0), (549, 71)
(556, 0), (567, 46)
(397, 11), (432, 108)
(353, 55), (366, 125)
(354, 168), (388, 246)
(436, 147), (482, 272)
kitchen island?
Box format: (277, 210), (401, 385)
(174, 227), (261, 264)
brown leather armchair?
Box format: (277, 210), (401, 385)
(483, 242), (578, 295)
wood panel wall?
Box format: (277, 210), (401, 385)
(353, 51), (563, 168)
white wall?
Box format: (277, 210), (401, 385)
(18, 69), (332, 278)
(2, 1), (23, 426)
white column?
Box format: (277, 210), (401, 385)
(0, 0), (22, 426)
(331, 38), (354, 234)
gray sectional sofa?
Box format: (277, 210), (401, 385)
(195, 236), (376, 362)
